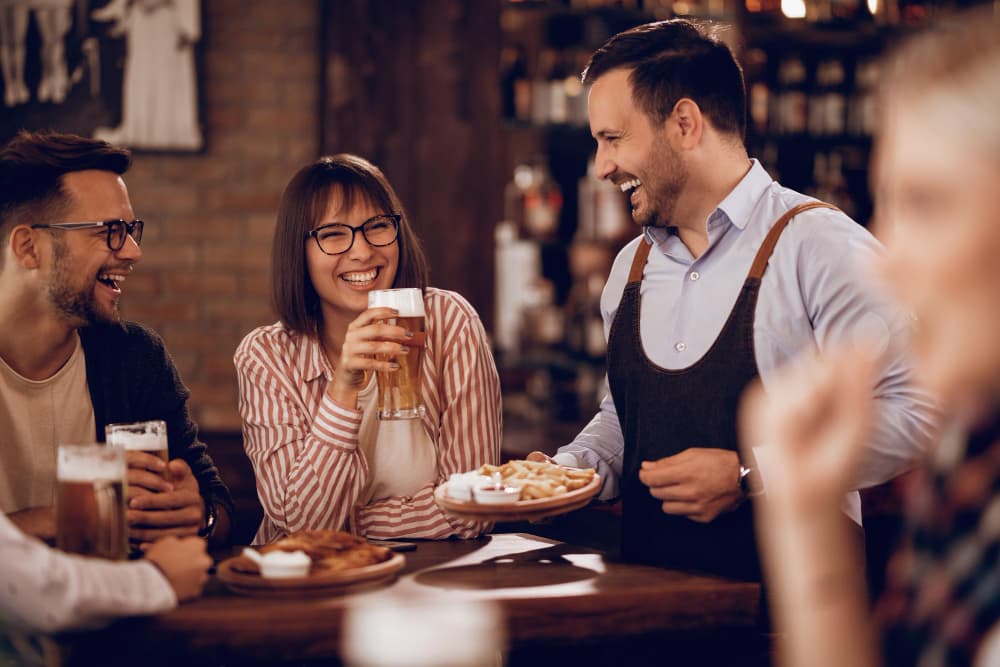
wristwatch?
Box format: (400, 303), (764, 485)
(739, 465), (764, 499)
(198, 501), (217, 538)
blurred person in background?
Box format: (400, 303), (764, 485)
(235, 154), (500, 543)
(741, 7), (1000, 665)
(0, 131), (232, 547)
(531, 19), (934, 581)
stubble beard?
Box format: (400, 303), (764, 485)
(47, 237), (119, 327)
(634, 134), (689, 229)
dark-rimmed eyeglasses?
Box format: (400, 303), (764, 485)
(31, 219), (144, 252)
(306, 213), (400, 256)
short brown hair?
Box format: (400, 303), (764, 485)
(271, 154), (430, 336)
(582, 19), (746, 140)
(0, 130), (131, 256)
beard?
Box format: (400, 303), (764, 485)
(47, 236), (118, 326)
(633, 132), (689, 229)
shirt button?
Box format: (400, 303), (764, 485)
(674, 342), (686, 352)
(690, 271), (700, 281)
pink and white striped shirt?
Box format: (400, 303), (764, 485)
(235, 288), (501, 544)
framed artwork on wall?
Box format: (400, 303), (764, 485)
(0, 0), (203, 151)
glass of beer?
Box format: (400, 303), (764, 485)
(105, 419), (169, 480)
(368, 288), (426, 420)
(56, 444), (128, 560)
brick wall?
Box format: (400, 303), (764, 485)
(119, 0), (320, 431)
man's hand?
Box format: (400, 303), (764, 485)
(638, 448), (742, 523)
(8, 506), (56, 542)
(127, 458), (205, 544)
(144, 536), (212, 603)
(124, 450), (172, 499)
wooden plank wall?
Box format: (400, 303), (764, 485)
(321, 0), (503, 329)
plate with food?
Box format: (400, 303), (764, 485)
(216, 529), (406, 597)
(434, 459), (601, 522)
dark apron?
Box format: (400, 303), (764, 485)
(608, 202), (836, 581)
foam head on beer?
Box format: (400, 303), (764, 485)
(58, 444), (126, 482)
(105, 419), (169, 464)
(367, 288), (425, 318)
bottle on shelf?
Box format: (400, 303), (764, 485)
(848, 57), (880, 137)
(576, 158), (630, 245)
(523, 159), (563, 242)
(776, 55), (808, 135)
(493, 220), (541, 358)
(809, 58), (846, 136)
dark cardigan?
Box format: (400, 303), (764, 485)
(79, 320), (233, 523)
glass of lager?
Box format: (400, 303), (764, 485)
(368, 288), (426, 420)
(105, 419), (169, 480)
(56, 444), (128, 560)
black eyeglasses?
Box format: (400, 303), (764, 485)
(306, 213), (400, 256)
(31, 219), (144, 252)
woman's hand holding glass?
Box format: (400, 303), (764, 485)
(326, 307), (412, 407)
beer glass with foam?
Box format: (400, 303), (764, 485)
(56, 444), (128, 560)
(368, 288), (426, 420)
(106, 419), (169, 480)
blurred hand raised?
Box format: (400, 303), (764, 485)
(739, 347), (879, 512)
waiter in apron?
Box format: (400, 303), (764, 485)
(531, 19), (935, 581)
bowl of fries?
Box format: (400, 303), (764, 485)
(435, 459), (600, 522)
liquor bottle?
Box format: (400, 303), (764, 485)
(522, 159), (562, 242)
(494, 220), (541, 358)
(577, 158), (629, 244)
(777, 56), (808, 135)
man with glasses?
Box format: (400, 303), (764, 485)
(0, 130), (232, 547)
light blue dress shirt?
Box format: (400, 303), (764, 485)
(555, 160), (936, 513)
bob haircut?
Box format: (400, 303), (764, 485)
(271, 154), (430, 337)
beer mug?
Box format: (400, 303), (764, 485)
(56, 444), (128, 560)
(105, 419), (169, 480)
(342, 590), (503, 667)
(368, 288), (426, 420)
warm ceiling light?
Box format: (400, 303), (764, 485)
(781, 0), (807, 18)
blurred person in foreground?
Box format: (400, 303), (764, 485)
(0, 512), (210, 634)
(741, 8), (1000, 665)
(531, 19), (935, 580)
(0, 131), (232, 547)
(235, 154), (500, 543)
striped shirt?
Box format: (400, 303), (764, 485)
(235, 288), (501, 544)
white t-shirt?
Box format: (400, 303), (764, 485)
(356, 374), (437, 504)
(0, 335), (96, 512)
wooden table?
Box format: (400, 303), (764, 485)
(62, 533), (766, 666)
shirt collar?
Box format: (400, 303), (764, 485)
(642, 159), (773, 246)
(715, 159), (773, 231)
(300, 332), (333, 383)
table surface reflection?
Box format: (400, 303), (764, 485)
(63, 533), (763, 666)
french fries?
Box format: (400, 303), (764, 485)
(477, 460), (596, 500)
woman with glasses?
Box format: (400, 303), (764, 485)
(235, 154), (501, 543)
(741, 8), (1000, 666)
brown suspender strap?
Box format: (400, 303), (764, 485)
(624, 201), (839, 285)
(627, 237), (653, 283)
(747, 201), (840, 281)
